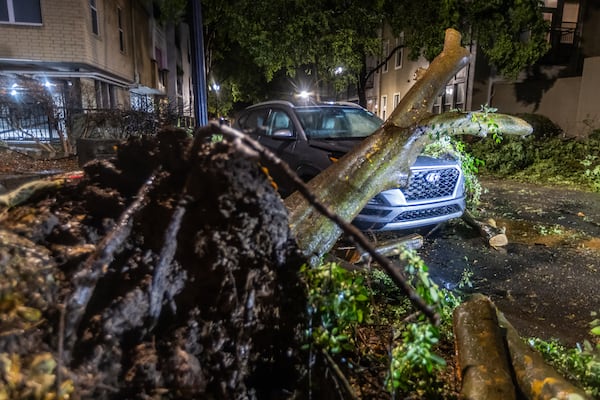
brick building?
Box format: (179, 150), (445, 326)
(0, 0), (194, 141)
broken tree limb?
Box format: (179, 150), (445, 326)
(284, 28), (531, 263)
(345, 233), (424, 265)
(461, 209), (508, 248)
(454, 295), (591, 400)
(218, 122), (439, 324)
(453, 294), (516, 400)
(496, 311), (591, 400)
(385, 28), (471, 130)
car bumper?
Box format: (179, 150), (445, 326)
(352, 196), (466, 231)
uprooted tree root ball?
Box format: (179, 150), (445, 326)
(0, 127), (308, 399)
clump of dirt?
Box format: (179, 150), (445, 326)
(0, 127), (308, 399)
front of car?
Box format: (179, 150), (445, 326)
(352, 155), (466, 231)
(234, 100), (466, 231)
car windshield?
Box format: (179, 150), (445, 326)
(295, 106), (383, 139)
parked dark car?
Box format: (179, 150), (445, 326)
(234, 100), (465, 231)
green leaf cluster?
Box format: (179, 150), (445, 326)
(386, 249), (461, 396)
(301, 262), (371, 354)
(424, 134), (485, 210)
(300, 249), (464, 396)
(529, 328), (600, 398)
(467, 117), (600, 192)
(386, 0), (549, 79)
(388, 322), (446, 394)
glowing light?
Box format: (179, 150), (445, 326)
(11, 89), (17, 96)
(298, 90), (309, 99)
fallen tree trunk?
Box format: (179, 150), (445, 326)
(285, 29), (532, 265)
(453, 294), (516, 400)
(461, 209), (508, 248)
(344, 233), (424, 264)
(496, 311), (591, 400)
(453, 294), (591, 400)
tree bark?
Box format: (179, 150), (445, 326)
(343, 233), (424, 265)
(453, 294), (516, 400)
(285, 29), (532, 264)
(453, 294), (591, 400)
(496, 312), (591, 400)
(461, 209), (508, 248)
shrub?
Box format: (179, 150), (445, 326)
(514, 113), (563, 139)
(466, 114), (600, 191)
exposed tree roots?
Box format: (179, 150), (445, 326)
(0, 128), (308, 399)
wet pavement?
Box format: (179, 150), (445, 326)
(420, 178), (600, 345)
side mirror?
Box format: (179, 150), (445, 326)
(272, 129), (294, 139)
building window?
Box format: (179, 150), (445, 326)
(155, 47), (164, 69)
(393, 93), (400, 110)
(0, 0), (42, 24)
(117, 7), (125, 52)
(433, 66), (468, 113)
(382, 40), (389, 73)
(95, 81), (115, 109)
(90, 0), (99, 35)
(395, 36), (403, 69)
(380, 95), (387, 120)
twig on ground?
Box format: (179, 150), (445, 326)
(322, 348), (359, 400)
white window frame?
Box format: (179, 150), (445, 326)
(380, 95), (388, 120)
(394, 37), (403, 70)
(0, 0), (42, 25)
(90, 0), (99, 35)
(393, 93), (400, 110)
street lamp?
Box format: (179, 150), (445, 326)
(212, 83), (220, 118)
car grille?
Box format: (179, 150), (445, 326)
(392, 204), (463, 223)
(402, 167), (460, 201)
(359, 208), (392, 217)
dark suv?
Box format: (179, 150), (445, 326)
(234, 100), (465, 231)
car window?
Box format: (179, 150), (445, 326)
(295, 107), (382, 139)
(238, 108), (269, 133)
(265, 109), (294, 137)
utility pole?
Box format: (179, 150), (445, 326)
(190, 0), (208, 126)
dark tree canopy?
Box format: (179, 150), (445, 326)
(196, 0), (549, 107)
(386, 0), (550, 78)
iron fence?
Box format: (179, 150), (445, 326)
(0, 103), (60, 143)
(0, 103), (195, 144)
